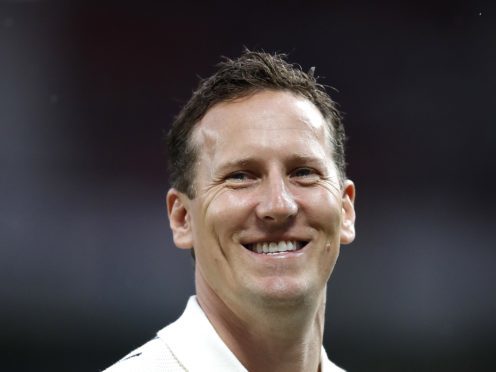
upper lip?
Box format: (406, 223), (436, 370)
(240, 236), (310, 247)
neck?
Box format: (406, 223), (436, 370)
(196, 272), (327, 372)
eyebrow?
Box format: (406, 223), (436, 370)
(215, 158), (259, 174)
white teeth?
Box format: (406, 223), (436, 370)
(277, 241), (287, 252)
(252, 240), (302, 254)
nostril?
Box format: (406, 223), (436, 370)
(257, 199), (298, 223)
(261, 213), (296, 224)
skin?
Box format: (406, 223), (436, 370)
(167, 90), (356, 372)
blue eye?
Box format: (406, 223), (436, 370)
(226, 171), (255, 184)
(228, 172), (248, 181)
(293, 168), (315, 177)
(291, 168), (320, 184)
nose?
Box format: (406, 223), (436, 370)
(255, 175), (298, 224)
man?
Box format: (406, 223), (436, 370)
(104, 50), (356, 371)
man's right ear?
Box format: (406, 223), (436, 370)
(166, 188), (193, 249)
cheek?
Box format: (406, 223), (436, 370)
(203, 190), (255, 236)
(319, 244), (339, 281)
(296, 187), (342, 231)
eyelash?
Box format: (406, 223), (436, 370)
(225, 168), (320, 184)
(226, 171), (253, 182)
(292, 167), (317, 178)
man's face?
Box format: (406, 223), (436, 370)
(167, 90), (355, 309)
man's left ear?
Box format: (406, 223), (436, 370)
(340, 180), (356, 245)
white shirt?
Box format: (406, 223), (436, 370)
(103, 296), (345, 372)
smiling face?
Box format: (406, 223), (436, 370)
(167, 90), (356, 311)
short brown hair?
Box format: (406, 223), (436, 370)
(166, 50), (346, 198)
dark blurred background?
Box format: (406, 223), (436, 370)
(1, 0), (495, 371)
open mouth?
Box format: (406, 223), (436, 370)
(243, 240), (308, 255)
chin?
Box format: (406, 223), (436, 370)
(244, 277), (322, 308)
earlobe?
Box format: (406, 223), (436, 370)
(340, 180), (356, 245)
(166, 188), (194, 249)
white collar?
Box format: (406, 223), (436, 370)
(158, 296), (247, 371)
(158, 296), (344, 371)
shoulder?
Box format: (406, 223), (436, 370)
(321, 346), (346, 372)
(101, 337), (186, 372)
(101, 297), (198, 372)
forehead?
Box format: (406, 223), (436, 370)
(192, 90), (331, 160)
